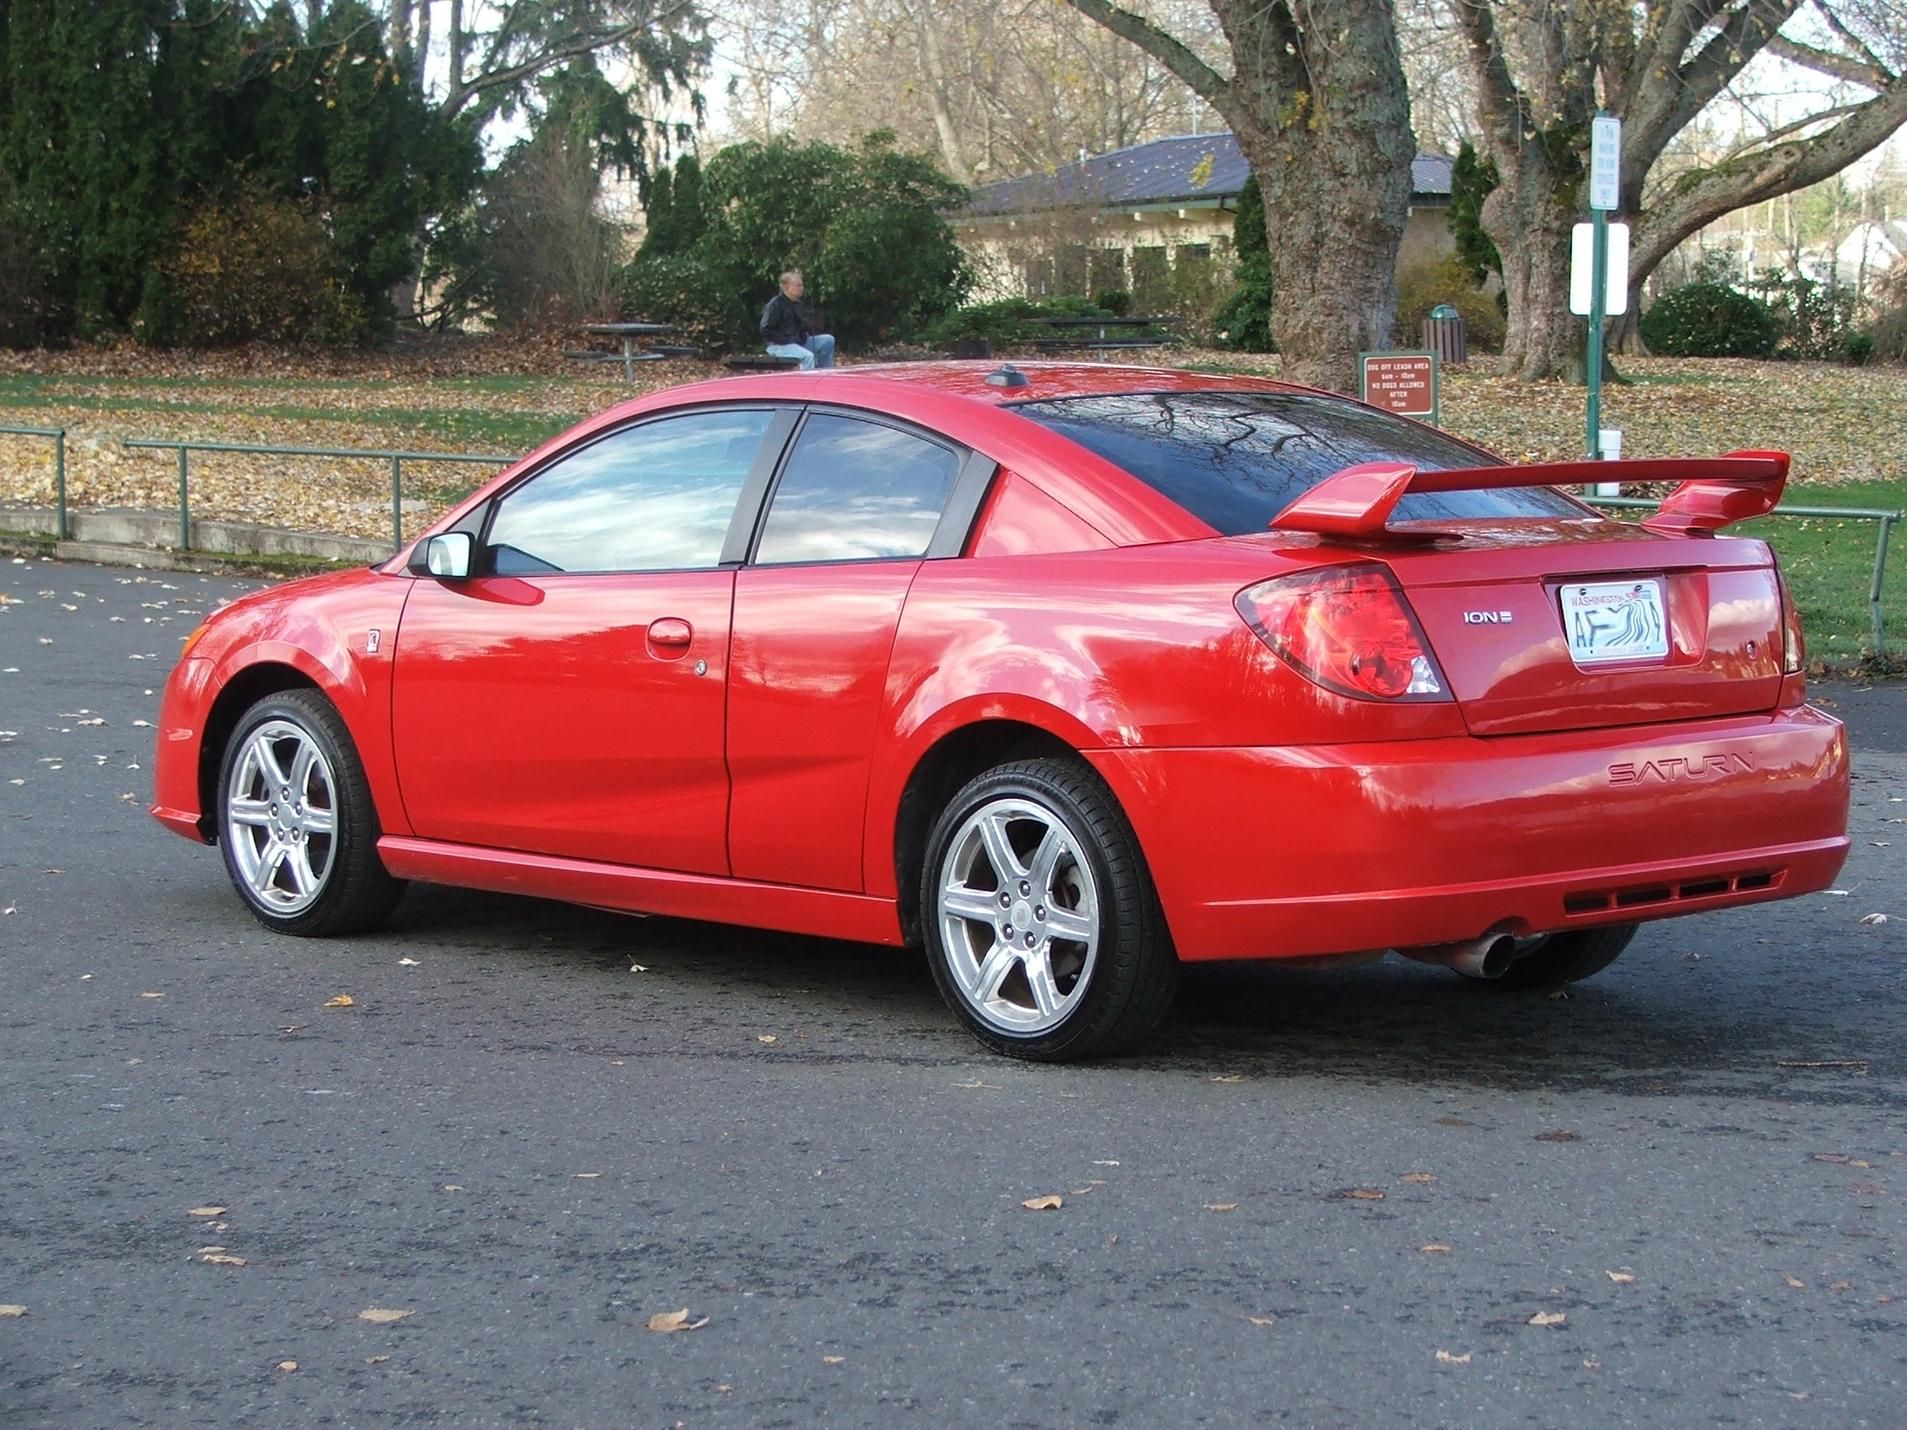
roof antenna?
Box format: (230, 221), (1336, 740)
(984, 364), (1030, 389)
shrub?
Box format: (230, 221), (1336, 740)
(1745, 267), (1860, 361)
(1395, 252), (1506, 354)
(1213, 172), (1272, 351)
(621, 253), (749, 349)
(1093, 287), (1132, 316)
(1638, 281), (1778, 358)
(918, 294), (1116, 349)
(162, 184), (369, 346)
(1868, 267), (1907, 365)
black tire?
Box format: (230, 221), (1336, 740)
(1486, 923), (1639, 991)
(919, 757), (1178, 1061)
(216, 689), (404, 936)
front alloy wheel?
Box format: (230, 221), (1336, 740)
(217, 690), (403, 936)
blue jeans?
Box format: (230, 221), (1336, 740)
(766, 333), (835, 370)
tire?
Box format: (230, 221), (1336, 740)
(1486, 923), (1638, 992)
(216, 689), (404, 936)
(920, 757), (1178, 1061)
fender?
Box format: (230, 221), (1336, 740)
(193, 576), (413, 840)
(861, 690), (1120, 901)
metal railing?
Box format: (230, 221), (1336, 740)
(120, 439), (518, 553)
(1588, 494), (1902, 657)
(0, 423), (68, 539)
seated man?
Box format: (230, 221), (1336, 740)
(759, 269), (835, 370)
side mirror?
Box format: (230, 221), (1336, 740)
(419, 532), (473, 580)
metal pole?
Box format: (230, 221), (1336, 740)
(177, 448), (191, 550)
(1586, 206), (1607, 459)
(54, 429), (67, 541)
(390, 454), (404, 552)
(1874, 513), (1896, 658)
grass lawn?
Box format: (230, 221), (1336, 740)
(0, 345), (1901, 665)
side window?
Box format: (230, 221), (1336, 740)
(754, 414), (963, 566)
(486, 408), (775, 574)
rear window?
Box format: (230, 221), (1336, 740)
(1011, 391), (1584, 534)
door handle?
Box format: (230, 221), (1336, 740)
(648, 617), (693, 656)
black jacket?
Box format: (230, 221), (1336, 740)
(759, 292), (817, 345)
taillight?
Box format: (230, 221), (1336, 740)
(1773, 557), (1804, 675)
(1236, 564), (1451, 701)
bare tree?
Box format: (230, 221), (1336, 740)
(1453, 0), (1907, 380)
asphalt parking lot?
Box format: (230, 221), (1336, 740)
(2, 556), (1903, 1428)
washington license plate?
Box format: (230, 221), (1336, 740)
(1561, 578), (1669, 664)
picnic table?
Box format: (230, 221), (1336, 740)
(567, 322), (682, 379)
(1022, 315), (1176, 359)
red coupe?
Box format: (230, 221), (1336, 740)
(151, 363), (1851, 1060)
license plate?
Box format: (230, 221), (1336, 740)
(1560, 578), (1669, 664)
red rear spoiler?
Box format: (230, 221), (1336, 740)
(1270, 450), (1789, 539)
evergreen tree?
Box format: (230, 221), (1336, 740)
(1449, 140), (1502, 286)
(1213, 171), (1274, 351)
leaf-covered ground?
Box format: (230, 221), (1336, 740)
(0, 342), (1901, 656)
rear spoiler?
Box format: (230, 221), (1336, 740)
(1271, 450), (1789, 539)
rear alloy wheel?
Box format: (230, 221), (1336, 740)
(922, 758), (1177, 1061)
(1475, 923), (1639, 991)
(217, 690), (403, 936)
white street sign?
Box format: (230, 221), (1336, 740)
(1570, 222), (1630, 316)
(1590, 115), (1622, 212)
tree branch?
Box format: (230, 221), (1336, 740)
(1060, 0), (1231, 111)
(1631, 79), (1907, 278)
(1768, 34), (1890, 88)
(1628, 0), (1803, 163)
(1450, 0), (1526, 154)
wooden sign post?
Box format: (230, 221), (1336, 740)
(1358, 350), (1440, 426)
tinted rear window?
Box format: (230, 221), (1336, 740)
(1011, 391), (1583, 534)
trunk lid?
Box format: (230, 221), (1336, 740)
(1381, 519), (1784, 736)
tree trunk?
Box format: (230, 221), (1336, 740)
(1064, 0), (1412, 395)
(1486, 159), (1581, 382)
(1213, 0), (1412, 394)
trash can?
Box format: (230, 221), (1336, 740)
(1422, 303), (1467, 365)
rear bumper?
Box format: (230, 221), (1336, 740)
(1089, 704), (1850, 962)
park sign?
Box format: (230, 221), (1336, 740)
(1358, 351), (1439, 426)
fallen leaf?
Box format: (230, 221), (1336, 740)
(1210, 1074), (1243, 1083)
(1402, 1172), (1436, 1184)
(1343, 1188), (1385, 1200)
(628, 963), (647, 973)
(822, 1354), (846, 1364)
(1205, 1202), (1238, 1213)
(574, 1172), (601, 1179)
(1783, 1275), (1806, 1290)
(646, 1308), (708, 1333)
(397, 957), (420, 966)
(1436, 1350), (1471, 1364)
(757, 1034), (778, 1045)
(0, 1305), (24, 1318)
(1535, 1130), (1581, 1143)
(1528, 1311), (1567, 1327)
(1022, 1194), (1063, 1211)
(358, 1307), (413, 1324)
(366, 1355), (389, 1364)
(323, 994), (355, 1008)
(1092, 1159), (1120, 1167)
(140, 991), (164, 999)
(275, 1361), (298, 1373)
(1245, 1315), (1276, 1327)
(1860, 913), (1889, 925)
(1606, 1271), (1636, 1284)
(187, 1206), (227, 1217)
(1830, 1280), (1852, 1292)
(1814, 1153), (1853, 1163)
(1421, 1243), (1453, 1254)
(442, 1184), (464, 1192)
(201, 1253), (247, 1266)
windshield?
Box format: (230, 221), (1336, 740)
(1011, 391), (1585, 535)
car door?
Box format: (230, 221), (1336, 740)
(391, 406), (793, 874)
(727, 408), (996, 891)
